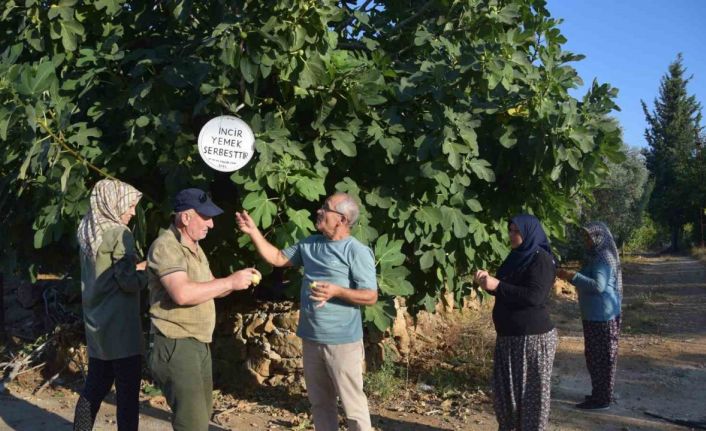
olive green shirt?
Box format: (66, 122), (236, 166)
(80, 226), (146, 360)
(147, 225), (216, 343)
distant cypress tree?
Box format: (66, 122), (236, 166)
(642, 54), (703, 251)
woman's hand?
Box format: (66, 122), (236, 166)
(556, 268), (576, 281)
(474, 270), (499, 292)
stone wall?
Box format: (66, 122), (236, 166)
(213, 301), (304, 387)
(211, 289), (485, 389)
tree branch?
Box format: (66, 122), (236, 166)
(390, 0), (436, 36)
(335, 0), (375, 33)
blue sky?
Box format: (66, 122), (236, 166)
(545, 0), (706, 149)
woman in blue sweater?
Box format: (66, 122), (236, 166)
(558, 222), (622, 410)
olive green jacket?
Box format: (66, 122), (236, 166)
(80, 226), (146, 360)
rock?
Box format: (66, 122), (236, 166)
(232, 313), (244, 335)
(268, 332), (302, 358)
(266, 350), (282, 362)
(263, 315), (277, 333)
(441, 399), (454, 411)
(391, 298), (410, 356)
(214, 335), (248, 361)
(246, 356), (271, 377)
(273, 311), (299, 332)
(148, 395), (167, 408)
(437, 289), (455, 314)
(245, 314), (267, 338)
(271, 357), (303, 373)
(266, 374), (286, 386)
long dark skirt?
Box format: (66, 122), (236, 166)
(583, 316), (621, 405)
(492, 329), (558, 431)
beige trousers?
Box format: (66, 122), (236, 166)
(302, 339), (372, 431)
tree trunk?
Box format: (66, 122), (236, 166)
(671, 226), (680, 252)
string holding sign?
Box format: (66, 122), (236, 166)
(197, 116), (255, 172)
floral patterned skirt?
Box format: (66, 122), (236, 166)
(492, 329), (558, 431)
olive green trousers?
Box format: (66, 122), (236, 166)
(148, 333), (213, 431)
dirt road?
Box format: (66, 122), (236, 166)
(1, 255), (705, 430)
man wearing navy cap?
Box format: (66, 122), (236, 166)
(147, 188), (260, 431)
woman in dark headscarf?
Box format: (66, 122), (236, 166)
(474, 214), (557, 431)
(73, 179), (146, 431)
(558, 221), (622, 410)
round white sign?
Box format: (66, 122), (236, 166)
(197, 115), (255, 172)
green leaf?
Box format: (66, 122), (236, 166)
(363, 298), (396, 331)
(299, 54), (325, 89)
(443, 141), (468, 169)
(59, 158), (72, 192)
(566, 147), (582, 170)
(68, 124), (102, 147)
(378, 266), (414, 296)
(468, 158), (496, 182)
(291, 26), (307, 52)
(467, 199), (482, 212)
(329, 129), (357, 157)
(23, 61), (57, 95)
(94, 0), (123, 15)
(440, 207), (469, 239)
(34, 228), (47, 249)
(292, 173), (326, 201)
(419, 249), (434, 270)
(569, 127), (595, 152)
(374, 234), (405, 269)
(285, 208), (315, 233)
(414, 206), (442, 229)
(498, 127), (517, 148)
(60, 20), (83, 51)
(240, 57), (257, 83)
(242, 191), (277, 228)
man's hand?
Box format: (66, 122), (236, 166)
(228, 268), (261, 291)
(136, 260), (147, 271)
(235, 210), (259, 237)
(309, 281), (341, 308)
(556, 268), (576, 281)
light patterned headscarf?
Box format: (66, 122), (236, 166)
(77, 179), (142, 260)
(584, 221), (623, 302)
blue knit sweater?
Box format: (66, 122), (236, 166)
(572, 260), (621, 321)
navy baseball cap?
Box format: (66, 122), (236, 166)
(173, 188), (223, 217)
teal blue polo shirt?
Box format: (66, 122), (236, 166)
(283, 235), (377, 345)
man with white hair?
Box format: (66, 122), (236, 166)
(236, 192), (378, 431)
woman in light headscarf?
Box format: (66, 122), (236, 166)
(475, 214), (557, 431)
(558, 221), (622, 410)
(73, 179), (146, 431)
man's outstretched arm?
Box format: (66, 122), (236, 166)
(236, 210), (292, 267)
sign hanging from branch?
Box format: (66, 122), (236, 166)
(197, 116), (255, 172)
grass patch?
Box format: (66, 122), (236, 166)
(691, 246), (706, 264)
(623, 311), (659, 334)
(364, 348), (405, 402)
(290, 418), (312, 431)
(625, 291), (654, 310)
(414, 312), (495, 397)
(364, 309), (496, 403)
